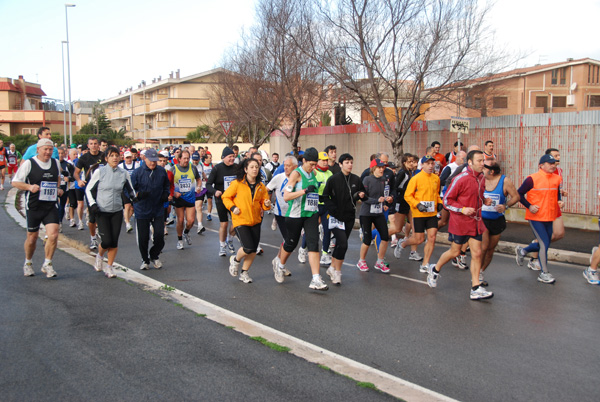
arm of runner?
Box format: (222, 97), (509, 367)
(502, 177), (520, 212)
(283, 171), (304, 202)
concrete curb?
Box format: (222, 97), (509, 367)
(7, 188), (458, 402)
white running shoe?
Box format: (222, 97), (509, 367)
(78, 220), (85, 230)
(537, 272), (556, 284)
(320, 252), (332, 266)
(273, 257), (285, 283)
(515, 246), (525, 266)
(89, 238), (98, 250)
(298, 247), (308, 263)
(197, 226), (206, 235)
(256, 245), (264, 255)
(326, 266), (341, 285)
(583, 267), (600, 285)
(239, 271), (252, 283)
(95, 253), (104, 272)
(227, 240), (235, 253)
(427, 265), (439, 288)
(152, 259), (163, 269)
(183, 233), (192, 245)
(41, 262), (57, 278)
(309, 275), (329, 291)
(126, 223), (133, 233)
(23, 262), (35, 277)
(69, 219), (76, 227)
(419, 264), (430, 273)
(527, 259), (541, 271)
(219, 244), (227, 257)
(140, 261), (150, 270)
(271, 217), (278, 231)
(104, 265), (116, 278)
(408, 251), (423, 261)
(394, 239), (406, 259)
(470, 286), (493, 300)
(229, 256), (240, 277)
(177, 240), (184, 250)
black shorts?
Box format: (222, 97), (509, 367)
(0, 165), (5, 170)
(284, 214), (320, 253)
(75, 188), (85, 202)
(396, 198), (410, 215)
(121, 191), (131, 206)
(26, 205), (59, 232)
(483, 215), (506, 236)
(413, 216), (438, 233)
(448, 232), (482, 244)
(68, 189), (77, 208)
(173, 197), (195, 209)
(87, 204), (97, 224)
(215, 198), (231, 222)
(234, 224), (261, 254)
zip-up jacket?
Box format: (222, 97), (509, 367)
(322, 171), (365, 222)
(206, 162), (238, 197)
(86, 165), (134, 213)
(518, 170), (562, 222)
(404, 170), (442, 218)
(222, 178), (270, 227)
(360, 174), (392, 217)
(443, 166), (487, 236)
(131, 164), (170, 219)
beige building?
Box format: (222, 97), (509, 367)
(101, 69), (224, 145)
(426, 58), (600, 120)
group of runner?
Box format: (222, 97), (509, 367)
(10, 127), (600, 297)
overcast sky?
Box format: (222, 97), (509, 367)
(1, 0), (599, 102)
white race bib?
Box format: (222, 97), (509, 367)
(482, 193), (501, 212)
(224, 175), (236, 190)
(384, 184), (390, 197)
(178, 178), (192, 193)
(421, 201), (435, 213)
(370, 202), (383, 214)
(328, 216), (345, 230)
(39, 181), (57, 202)
(8, 155), (16, 164)
(305, 192), (319, 212)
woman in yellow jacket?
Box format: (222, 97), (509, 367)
(222, 158), (271, 283)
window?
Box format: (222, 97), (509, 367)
(536, 96), (548, 109)
(492, 97), (508, 109)
(588, 95), (600, 107)
(551, 68), (567, 85)
(552, 96), (567, 108)
(589, 64), (600, 84)
(22, 128), (36, 135)
(466, 96), (483, 109)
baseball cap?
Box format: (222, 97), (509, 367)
(37, 138), (53, 148)
(145, 148), (159, 162)
(421, 155), (435, 163)
(318, 151), (329, 161)
(124, 150), (132, 158)
(539, 154), (557, 164)
(192, 152), (200, 161)
(370, 158), (386, 168)
(160, 150), (170, 158)
(140, 149), (147, 156)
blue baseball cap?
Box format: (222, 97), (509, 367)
(539, 154), (557, 164)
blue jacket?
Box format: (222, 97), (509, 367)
(131, 164), (170, 219)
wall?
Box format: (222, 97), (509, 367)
(271, 111), (600, 220)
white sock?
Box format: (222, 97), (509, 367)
(91, 235), (96, 241)
(25, 259), (32, 264)
(44, 258), (52, 265)
(220, 241), (226, 247)
(312, 274), (320, 280)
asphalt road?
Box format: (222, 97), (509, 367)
(4, 185), (599, 402)
(0, 189), (396, 402)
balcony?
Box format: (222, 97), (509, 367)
(107, 108), (132, 121)
(133, 104), (150, 116)
(148, 126), (194, 140)
(148, 98), (210, 113)
(0, 110), (67, 123)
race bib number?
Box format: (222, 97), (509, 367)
(370, 202), (383, 214)
(178, 178), (192, 193)
(305, 192), (319, 212)
(421, 201), (435, 213)
(8, 155), (16, 164)
(61, 175), (67, 186)
(328, 216), (345, 230)
(39, 181), (58, 202)
(482, 193), (501, 212)
(384, 184), (390, 198)
(0, 154), (4, 162)
(224, 175), (236, 190)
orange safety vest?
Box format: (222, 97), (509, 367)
(524, 169), (562, 222)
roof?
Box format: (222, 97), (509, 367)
(0, 81), (46, 96)
(25, 86), (46, 96)
(0, 82), (21, 92)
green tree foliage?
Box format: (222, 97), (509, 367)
(187, 125), (214, 143)
(320, 111), (331, 126)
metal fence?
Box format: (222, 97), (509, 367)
(271, 111), (600, 216)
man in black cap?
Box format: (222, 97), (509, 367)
(206, 147), (238, 256)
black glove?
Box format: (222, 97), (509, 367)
(137, 191), (150, 200)
(437, 203), (443, 212)
(417, 202), (428, 212)
(129, 195), (139, 203)
(305, 185), (317, 194)
(90, 204), (99, 216)
(160, 193), (169, 203)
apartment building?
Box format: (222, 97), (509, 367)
(425, 58), (600, 120)
(0, 75), (75, 136)
(101, 68), (224, 145)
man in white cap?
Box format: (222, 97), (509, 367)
(12, 138), (63, 278)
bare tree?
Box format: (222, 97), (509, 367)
(291, 0), (514, 161)
(220, 0), (329, 154)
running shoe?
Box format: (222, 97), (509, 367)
(103, 265), (116, 278)
(583, 267), (600, 285)
(374, 260), (390, 273)
(59, 223), (63, 233)
(1, 184), (4, 190)
(515, 246), (525, 266)
(271, 217), (277, 231)
(390, 238), (398, 248)
(78, 220), (85, 230)
(152, 259), (163, 269)
(69, 218), (76, 227)
(89, 238), (98, 250)
(239, 270), (252, 283)
(357, 260), (369, 272)
(206, 214), (212, 221)
(273, 257), (285, 283)
(126, 223), (133, 233)
(459, 255), (468, 267)
(309, 275), (329, 291)
(298, 247), (308, 264)
(419, 264), (430, 273)
(197, 226), (206, 235)
(537, 272), (556, 284)
(470, 286), (493, 300)
(452, 256), (468, 270)
(326, 266), (342, 285)
(408, 251), (423, 261)
(427, 265), (439, 288)
(219, 244), (227, 257)
(95, 253), (104, 272)
(394, 239), (406, 259)
(227, 239), (235, 253)
(320, 252), (332, 266)
(177, 240), (184, 250)
(256, 245), (264, 255)
(326, 265), (335, 281)
(23, 262), (35, 277)
(359, 228), (363, 242)
(229, 256), (240, 277)
(183, 233), (192, 245)
(527, 258), (541, 271)
(140, 261), (150, 270)
(41, 261), (57, 278)
(478, 272), (489, 287)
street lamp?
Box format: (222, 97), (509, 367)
(61, 41), (67, 146)
(65, 3), (76, 145)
